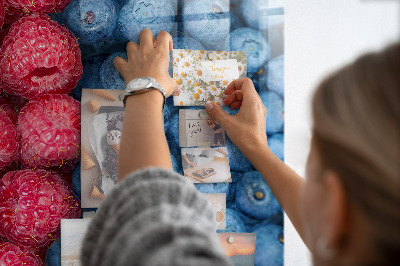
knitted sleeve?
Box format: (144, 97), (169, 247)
(80, 167), (232, 266)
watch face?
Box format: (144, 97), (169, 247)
(130, 77), (151, 90)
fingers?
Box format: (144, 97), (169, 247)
(113, 56), (128, 74)
(155, 31), (173, 53)
(205, 102), (231, 129)
(224, 78), (257, 96)
(139, 29), (156, 51)
(126, 41), (139, 57)
(171, 86), (182, 96)
(223, 90), (243, 106)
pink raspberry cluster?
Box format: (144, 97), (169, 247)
(0, 105), (18, 170)
(0, 14), (83, 99)
(0, 170), (81, 249)
(17, 94), (81, 171)
(0, 242), (42, 266)
(5, 0), (71, 15)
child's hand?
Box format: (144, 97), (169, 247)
(205, 78), (268, 155)
(113, 29), (180, 97)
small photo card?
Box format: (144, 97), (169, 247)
(61, 219), (92, 266)
(179, 109), (225, 147)
(218, 233), (257, 266)
(173, 49), (247, 106)
(205, 193), (227, 230)
(181, 147), (231, 183)
(80, 89), (125, 208)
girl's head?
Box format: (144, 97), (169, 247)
(302, 43), (400, 265)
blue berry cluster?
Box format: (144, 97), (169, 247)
(48, 1), (286, 265)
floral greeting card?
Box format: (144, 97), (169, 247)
(173, 49), (247, 106)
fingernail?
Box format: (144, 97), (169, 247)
(206, 101), (214, 111)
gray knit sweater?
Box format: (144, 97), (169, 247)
(81, 167), (233, 266)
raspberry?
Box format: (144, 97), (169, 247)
(3, 2), (24, 25)
(5, 0), (71, 14)
(0, 97), (18, 124)
(0, 170), (81, 249)
(0, 0), (4, 28)
(17, 94), (81, 172)
(0, 108), (18, 170)
(0, 242), (42, 265)
(0, 14), (83, 100)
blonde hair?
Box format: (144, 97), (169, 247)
(312, 43), (400, 264)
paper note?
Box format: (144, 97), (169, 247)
(173, 49), (247, 106)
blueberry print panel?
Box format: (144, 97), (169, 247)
(173, 49), (247, 106)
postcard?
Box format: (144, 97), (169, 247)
(179, 109), (225, 147)
(205, 193), (226, 230)
(181, 147), (231, 183)
(61, 219), (92, 266)
(218, 233), (257, 266)
(80, 89), (125, 208)
(173, 49), (247, 106)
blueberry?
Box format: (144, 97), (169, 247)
(230, 10), (245, 32)
(251, 223), (284, 266)
(248, 66), (267, 92)
(171, 151), (182, 174)
(70, 53), (109, 101)
(225, 136), (253, 173)
(194, 182), (230, 196)
(72, 163), (81, 203)
(225, 27), (270, 73)
(182, 0), (230, 49)
(118, 0), (175, 43)
(265, 54), (284, 96)
(100, 52), (128, 90)
(240, 0), (269, 30)
(113, 0), (128, 10)
(166, 110), (179, 148)
(268, 133), (284, 161)
(45, 237), (61, 266)
(235, 171), (281, 220)
(260, 91), (284, 134)
(63, 0), (117, 45)
(218, 208), (248, 233)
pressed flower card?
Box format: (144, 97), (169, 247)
(173, 49), (247, 106)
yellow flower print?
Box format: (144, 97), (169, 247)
(222, 80), (229, 86)
(200, 50), (205, 54)
(180, 72), (187, 78)
(180, 101), (183, 106)
(194, 81), (201, 87)
(176, 79), (183, 85)
(198, 89), (202, 94)
(185, 62), (190, 67)
(197, 70), (202, 76)
(193, 93), (200, 100)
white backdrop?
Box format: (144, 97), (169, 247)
(284, 0), (399, 265)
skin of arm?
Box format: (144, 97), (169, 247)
(205, 78), (306, 241)
(113, 29), (179, 181)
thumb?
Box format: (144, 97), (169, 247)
(205, 102), (231, 128)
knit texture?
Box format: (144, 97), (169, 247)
(81, 167), (232, 266)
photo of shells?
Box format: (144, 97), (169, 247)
(205, 193), (227, 230)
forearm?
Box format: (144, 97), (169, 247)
(244, 143), (306, 240)
(118, 90), (172, 181)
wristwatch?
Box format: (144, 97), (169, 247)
(119, 77), (166, 109)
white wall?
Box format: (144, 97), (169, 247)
(284, 0), (399, 265)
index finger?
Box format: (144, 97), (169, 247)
(224, 78), (257, 96)
(155, 31), (173, 53)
